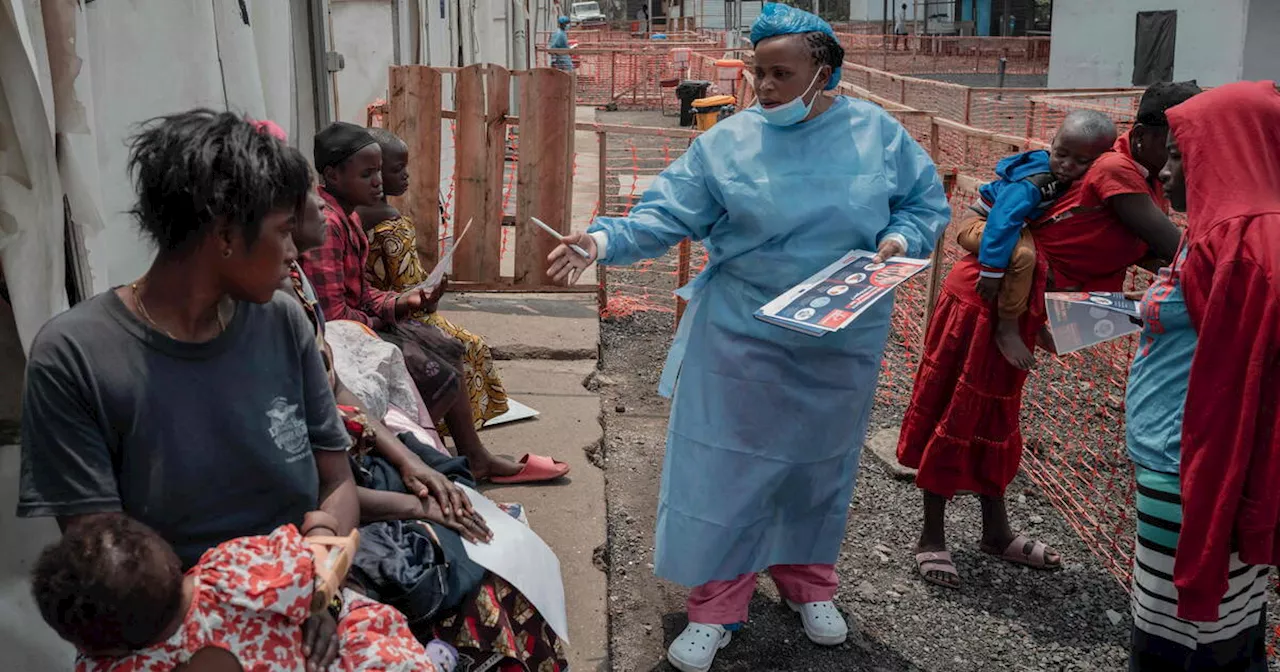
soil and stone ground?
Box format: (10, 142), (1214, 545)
(598, 307), (1138, 672)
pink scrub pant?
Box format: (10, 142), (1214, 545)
(686, 564), (838, 625)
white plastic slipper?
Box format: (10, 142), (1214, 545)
(786, 600), (848, 646)
(667, 622), (732, 672)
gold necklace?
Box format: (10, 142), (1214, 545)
(130, 279), (226, 340)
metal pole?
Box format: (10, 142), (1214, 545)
(596, 130), (609, 314)
(996, 53), (1006, 99)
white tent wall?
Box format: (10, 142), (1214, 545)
(333, 0), (397, 124)
(0, 1), (324, 665)
(83, 0), (312, 294)
(0, 1), (73, 665)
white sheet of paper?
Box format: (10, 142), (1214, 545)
(458, 484), (570, 643)
(481, 398), (540, 428)
(415, 218), (474, 292)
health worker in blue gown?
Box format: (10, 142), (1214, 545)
(547, 5), (949, 670)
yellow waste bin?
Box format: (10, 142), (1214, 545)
(692, 95), (736, 131)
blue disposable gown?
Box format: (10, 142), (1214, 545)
(589, 97), (949, 587)
(549, 29), (572, 70)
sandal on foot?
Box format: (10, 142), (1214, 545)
(786, 600), (848, 646)
(487, 453), (571, 484)
(983, 534), (1062, 570)
(915, 550), (961, 589)
(667, 623), (731, 672)
(308, 529), (360, 613)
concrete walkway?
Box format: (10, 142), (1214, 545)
(440, 293), (606, 671)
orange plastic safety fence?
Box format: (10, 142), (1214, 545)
(535, 39), (724, 109)
(836, 34), (1051, 75)
(592, 127), (699, 319)
(1025, 92), (1143, 143)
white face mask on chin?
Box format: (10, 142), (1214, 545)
(756, 69), (825, 127)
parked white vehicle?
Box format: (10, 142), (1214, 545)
(571, 1), (607, 27)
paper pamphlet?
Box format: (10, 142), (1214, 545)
(413, 218), (473, 293)
(754, 250), (931, 336)
(1044, 291), (1141, 354)
(458, 484), (570, 643)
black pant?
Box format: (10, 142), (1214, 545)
(1129, 617), (1268, 672)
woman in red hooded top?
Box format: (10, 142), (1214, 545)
(1125, 80), (1280, 671)
(898, 82), (1198, 589)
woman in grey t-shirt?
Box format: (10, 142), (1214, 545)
(17, 110), (358, 670)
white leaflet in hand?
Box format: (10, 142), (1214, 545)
(457, 484), (570, 643)
(414, 218), (473, 292)
(530, 216), (591, 258)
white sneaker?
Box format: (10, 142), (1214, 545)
(786, 600), (848, 646)
(667, 622), (732, 672)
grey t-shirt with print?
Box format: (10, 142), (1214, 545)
(17, 289), (350, 568)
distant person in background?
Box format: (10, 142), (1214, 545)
(549, 16), (573, 71)
(893, 2), (908, 50)
(1126, 80), (1280, 672)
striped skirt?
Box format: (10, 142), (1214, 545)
(1129, 465), (1270, 671)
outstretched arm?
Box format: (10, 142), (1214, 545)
(587, 141), (724, 267)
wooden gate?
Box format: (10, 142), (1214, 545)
(385, 64), (577, 291)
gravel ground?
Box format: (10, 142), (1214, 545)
(597, 269), (1280, 671)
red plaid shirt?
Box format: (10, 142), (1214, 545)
(299, 187), (399, 328)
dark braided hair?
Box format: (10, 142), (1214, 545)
(1136, 80), (1202, 127)
(127, 109), (312, 253)
(804, 31), (845, 82)
(32, 514), (185, 653)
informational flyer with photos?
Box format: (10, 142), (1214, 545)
(754, 250), (931, 337)
(1044, 291), (1141, 354)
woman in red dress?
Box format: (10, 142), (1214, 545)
(899, 82), (1201, 588)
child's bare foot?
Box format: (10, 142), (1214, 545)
(995, 318), (1035, 369)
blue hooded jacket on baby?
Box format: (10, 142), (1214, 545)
(972, 149), (1066, 276)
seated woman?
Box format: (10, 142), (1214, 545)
(359, 128), (510, 433)
(288, 178), (568, 671)
(32, 513), (454, 671)
(17, 110), (361, 671)
(300, 121), (567, 485)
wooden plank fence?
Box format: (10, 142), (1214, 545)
(384, 64), (578, 292)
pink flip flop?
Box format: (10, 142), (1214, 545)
(488, 453), (571, 484)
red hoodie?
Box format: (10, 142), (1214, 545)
(1167, 81), (1280, 621)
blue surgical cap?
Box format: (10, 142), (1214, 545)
(750, 2), (842, 91)
(558, 16), (570, 25)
